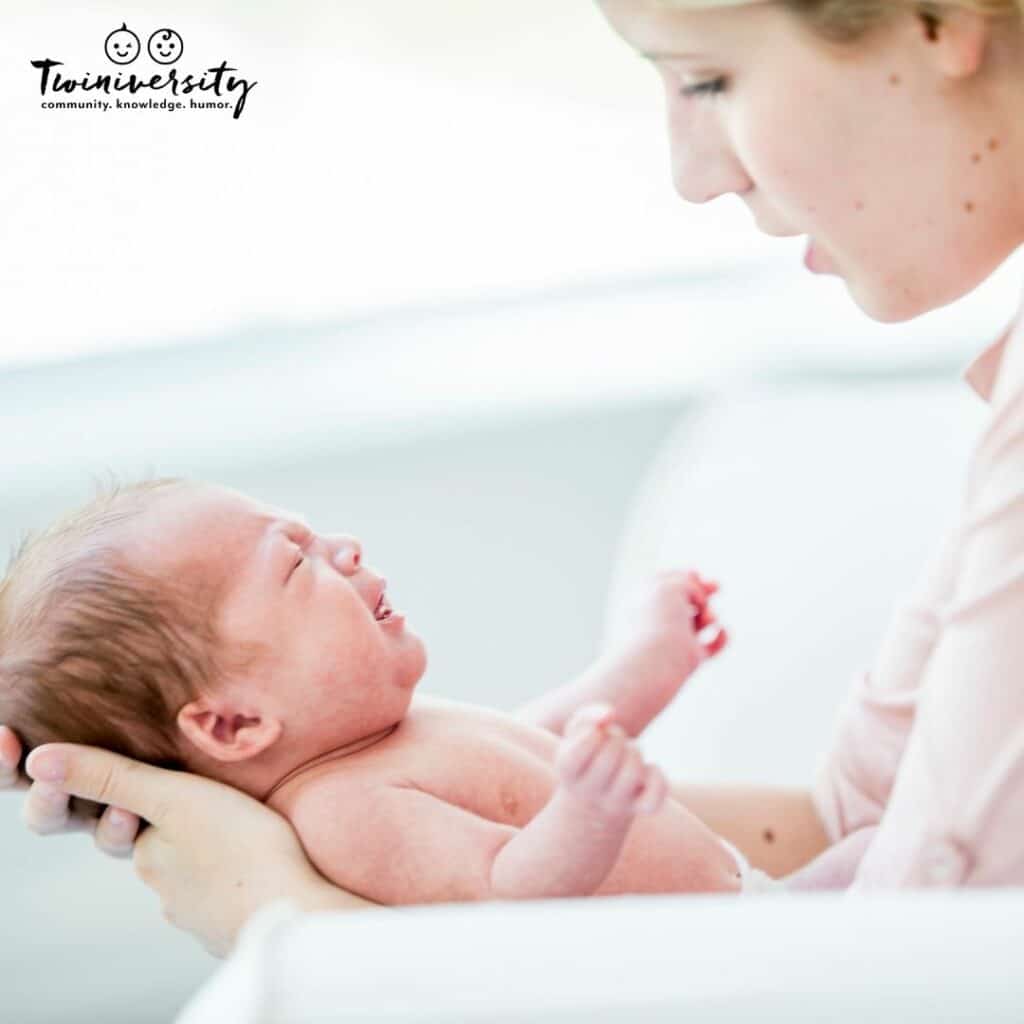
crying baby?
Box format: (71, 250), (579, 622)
(1, 477), (789, 904)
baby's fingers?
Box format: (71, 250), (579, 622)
(564, 703), (615, 738)
(693, 603), (717, 631)
(701, 626), (729, 659)
(607, 745), (648, 808)
(556, 721), (610, 782)
(577, 729), (628, 794)
(635, 766), (668, 815)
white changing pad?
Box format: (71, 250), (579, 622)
(176, 890), (1024, 1023)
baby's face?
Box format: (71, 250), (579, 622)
(126, 483), (426, 752)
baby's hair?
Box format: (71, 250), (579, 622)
(0, 474), (234, 771)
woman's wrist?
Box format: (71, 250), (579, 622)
(292, 873), (380, 915)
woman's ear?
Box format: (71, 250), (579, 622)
(176, 696), (282, 763)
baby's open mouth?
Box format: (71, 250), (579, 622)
(374, 591), (393, 622)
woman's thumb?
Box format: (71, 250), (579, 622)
(26, 743), (174, 827)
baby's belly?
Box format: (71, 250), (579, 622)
(394, 697), (740, 896)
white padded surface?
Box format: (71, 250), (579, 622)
(176, 891), (1024, 1023)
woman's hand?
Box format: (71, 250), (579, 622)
(14, 734), (373, 957)
(1, 725), (143, 854)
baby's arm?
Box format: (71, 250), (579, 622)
(290, 709), (667, 905)
(516, 570), (726, 738)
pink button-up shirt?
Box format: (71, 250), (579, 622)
(811, 299), (1024, 888)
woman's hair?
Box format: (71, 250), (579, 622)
(655, 1), (1022, 45)
(0, 475), (240, 771)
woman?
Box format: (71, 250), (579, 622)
(5, 0), (1024, 956)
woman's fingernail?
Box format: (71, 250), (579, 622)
(26, 749), (66, 783)
(107, 809), (131, 829)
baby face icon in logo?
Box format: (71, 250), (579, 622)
(104, 23), (141, 65)
(147, 28), (184, 65)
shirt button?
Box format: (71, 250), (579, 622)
(921, 838), (971, 886)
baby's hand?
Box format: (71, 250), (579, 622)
(630, 568), (728, 679)
(555, 704), (667, 819)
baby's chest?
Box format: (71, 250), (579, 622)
(395, 715), (558, 827)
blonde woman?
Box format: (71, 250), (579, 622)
(5, 0), (1024, 955)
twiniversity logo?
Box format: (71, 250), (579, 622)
(31, 22), (257, 120)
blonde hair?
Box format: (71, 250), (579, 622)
(656, 1), (1022, 44)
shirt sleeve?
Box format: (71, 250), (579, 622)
(851, 333), (1024, 888)
(810, 523), (961, 844)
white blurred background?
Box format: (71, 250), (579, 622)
(2, 2), (1022, 1021)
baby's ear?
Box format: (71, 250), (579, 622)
(176, 696), (282, 763)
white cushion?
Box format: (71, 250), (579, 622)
(176, 891), (1024, 1023)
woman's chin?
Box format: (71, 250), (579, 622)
(850, 281), (935, 325)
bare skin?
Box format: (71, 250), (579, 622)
(2, 481), (834, 953)
(19, 0), (1024, 953)
(268, 696), (742, 905)
(14, 483), (745, 923)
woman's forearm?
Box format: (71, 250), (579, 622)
(670, 782), (830, 878)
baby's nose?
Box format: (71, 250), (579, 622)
(330, 535), (363, 575)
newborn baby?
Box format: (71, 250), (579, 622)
(1, 478), (771, 903)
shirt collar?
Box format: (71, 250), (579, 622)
(963, 320), (1016, 404)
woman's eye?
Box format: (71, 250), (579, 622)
(680, 77), (727, 99)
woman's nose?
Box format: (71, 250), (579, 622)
(663, 99), (748, 205)
(327, 535), (363, 575)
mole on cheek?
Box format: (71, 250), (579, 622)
(988, 137), (1000, 152)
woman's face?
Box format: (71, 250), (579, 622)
(596, 1), (1024, 323)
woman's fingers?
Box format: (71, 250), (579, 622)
(0, 726), (27, 792)
(25, 743), (181, 829)
(22, 782), (73, 834)
(94, 806), (141, 858)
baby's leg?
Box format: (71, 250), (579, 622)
(780, 826), (878, 890)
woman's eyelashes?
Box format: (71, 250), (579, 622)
(680, 77), (727, 99)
